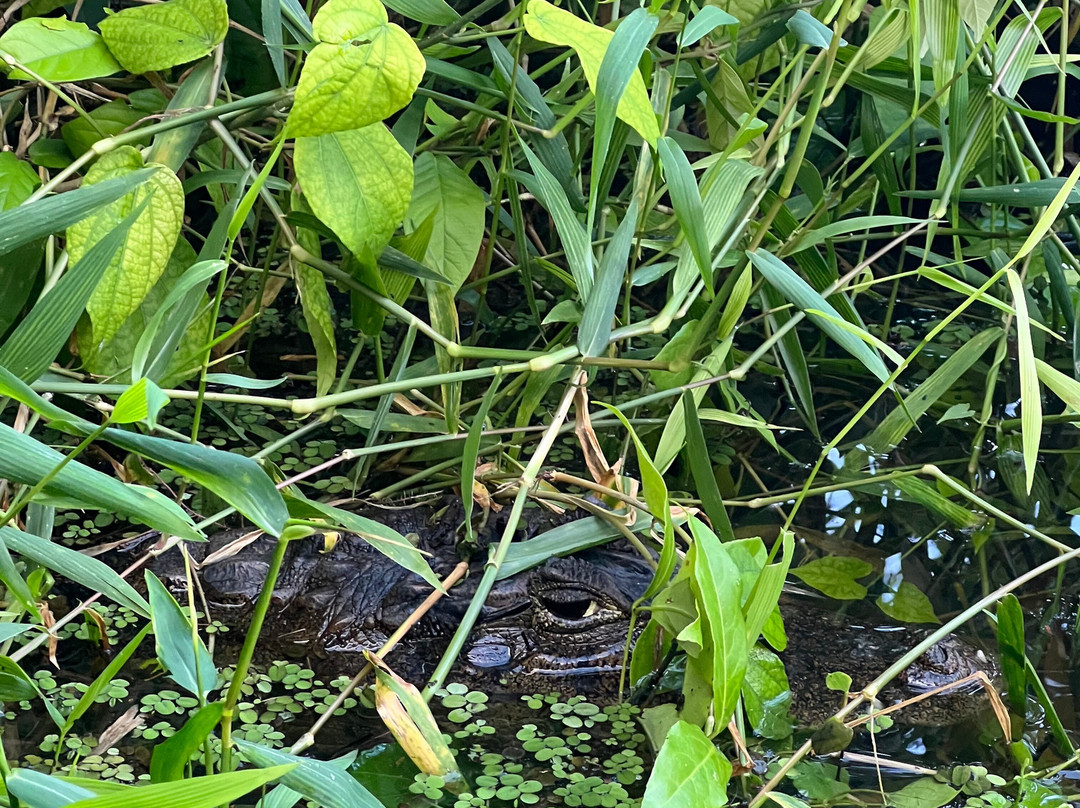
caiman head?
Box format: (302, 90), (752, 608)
(462, 554), (654, 693)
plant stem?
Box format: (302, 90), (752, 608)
(421, 368), (585, 698)
(219, 531), (291, 772)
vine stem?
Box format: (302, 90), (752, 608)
(219, 531), (291, 773)
(290, 560), (470, 755)
(421, 368), (585, 699)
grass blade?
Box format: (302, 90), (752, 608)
(1007, 269), (1040, 493)
(658, 138), (711, 288)
(578, 200), (638, 356)
(238, 741), (383, 808)
(748, 248), (891, 383)
(0, 199), (144, 382)
(590, 7), (657, 230)
(0, 171), (152, 257)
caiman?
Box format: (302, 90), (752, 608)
(145, 502), (996, 727)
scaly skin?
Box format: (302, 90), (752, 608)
(145, 503), (997, 726)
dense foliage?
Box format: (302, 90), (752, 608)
(0, 0), (1078, 804)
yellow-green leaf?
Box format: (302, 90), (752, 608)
(407, 153), (485, 291)
(99, 0), (228, 74)
(0, 17), (121, 81)
(641, 721), (732, 808)
(288, 0), (424, 137)
(523, 0), (658, 145)
(294, 123), (413, 258)
(67, 147), (184, 347)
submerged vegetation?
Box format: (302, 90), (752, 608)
(0, 0), (1079, 804)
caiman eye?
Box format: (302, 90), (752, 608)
(539, 593), (600, 621)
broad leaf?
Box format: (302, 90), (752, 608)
(523, 0), (659, 145)
(0, 424), (202, 540)
(66, 147), (184, 347)
(790, 557), (872, 600)
(294, 123), (413, 258)
(145, 571), (217, 698)
(641, 721), (732, 807)
(408, 153), (485, 290)
(151, 701), (225, 782)
(99, 0), (229, 73)
(1, 527), (149, 615)
(289, 0), (424, 137)
(0, 17), (120, 81)
(238, 741), (383, 808)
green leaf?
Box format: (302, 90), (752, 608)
(996, 594), (1026, 714)
(66, 147), (184, 347)
(844, 327), (1002, 470)
(62, 97), (155, 160)
(888, 778), (959, 808)
(64, 625), (150, 736)
(0, 671), (39, 703)
(924, 0), (959, 110)
(0, 17), (120, 81)
(876, 580), (940, 624)
(1036, 357), (1080, 413)
(0, 169), (153, 258)
(911, 178), (1080, 206)
(679, 6), (738, 47)
(498, 511), (655, 579)
(407, 153), (486, 291)
(147, 59), (216, 171)
(786, 9), (844, 49)
(748, 249), (891, 383)
(288, 0), (425, 137)
(112, 378), (170, 426)
(681, 394), (734, 541)
(1007, 269), (1040, 494)
(523, 0), (659, 145)
(590, 7), (656, 233)
(57, 766), (294, 808)
(238, 741), (383, 808)
(0, 366), (286, 536)
(7, 768), (98, 805)
(790, 557), (872, 600)
(151, 701), (224, 782)
(785, 215), (923, 253)
(0, 656), (63, 726)
(825, 671), (853, 692)
(129, 253), (224, 384)
(145, 571), (217, 698)
(1004, 151), (1080, 269)
(99, 0), (228, 74)
(1, 526), (150, 615)
(382, 0), (457, 24)
(0, 426), (202, 540)
(641, 721), (732, 808)
(514, 139), (593, 297)
(294, 123), (413, 258)
(0, 200), (144, 383)
(658, 138), (711, 287)
(293, 268), (337, 398)
(685, 519), (747, 730)
(0, 153), (43, 337)
(742, 645), (793, 739)
(578, 200), (638, 357)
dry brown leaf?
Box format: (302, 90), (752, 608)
(573, 382), (616, 487)
(92, 706), (144, 755)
